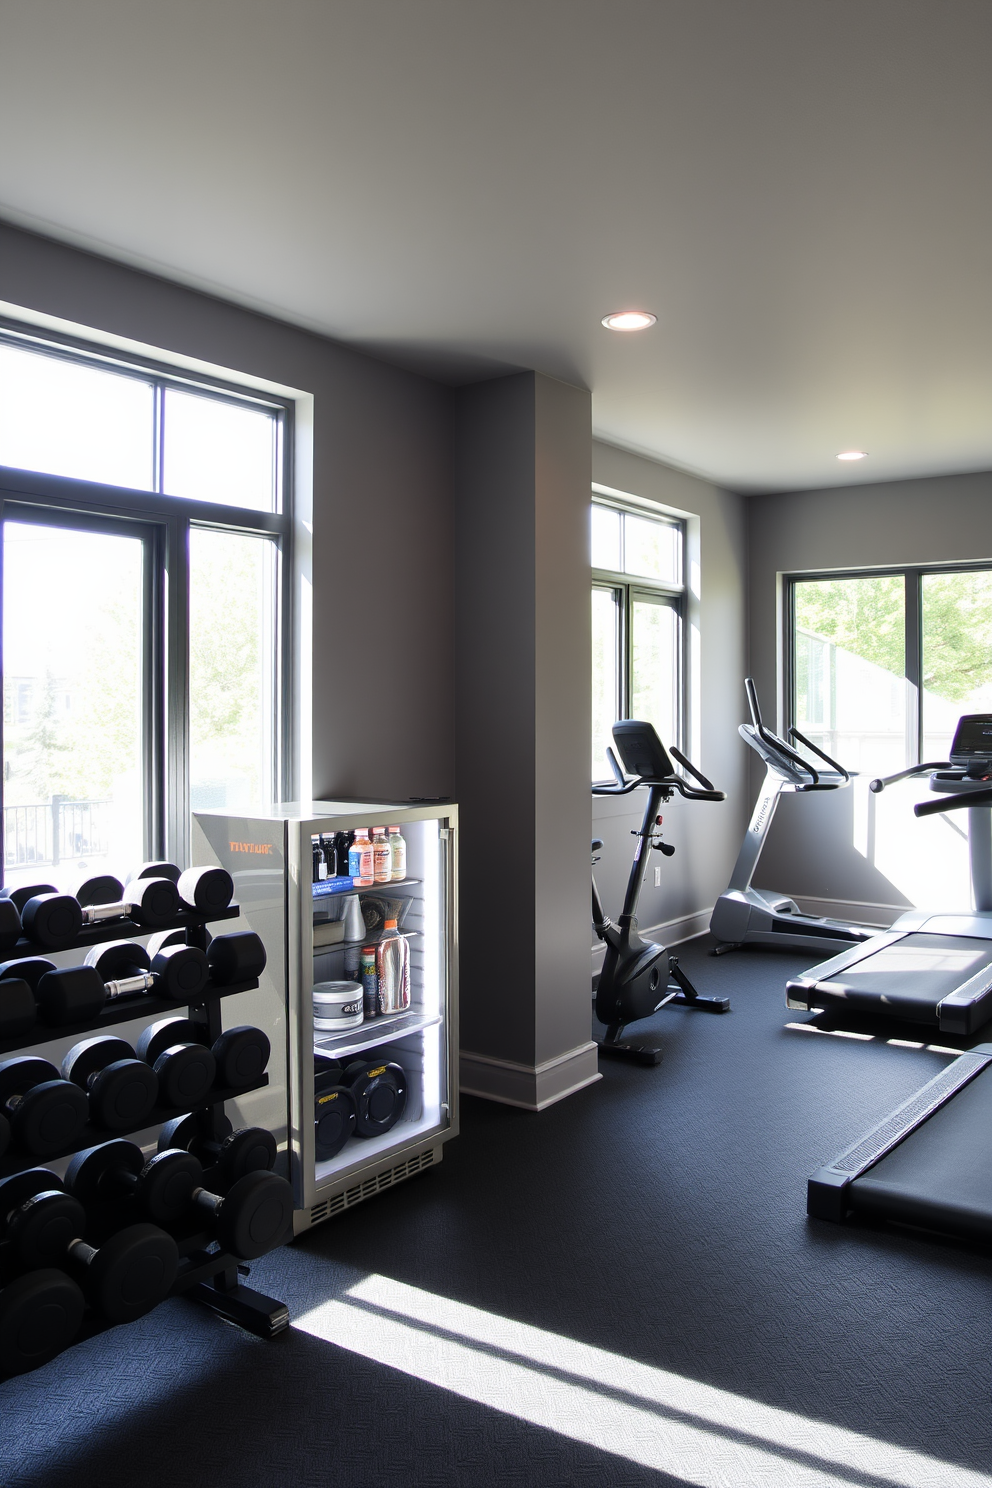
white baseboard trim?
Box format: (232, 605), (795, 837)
(591, 907), (712, 966)
(459, 1041), (602, 1111)
(789, 894), (903, 928)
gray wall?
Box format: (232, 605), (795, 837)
(0, 220), (455, 802)
(455, 373), (594, 1085)
(591, 443), (748, 953)
(747, 469), (992, 909)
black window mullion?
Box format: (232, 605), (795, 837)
(164, 514), (190, 868)
(904, 569), (922, 764)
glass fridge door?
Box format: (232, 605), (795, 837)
(306, 814), (452, 1190)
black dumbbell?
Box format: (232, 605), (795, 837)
(75, 874), (127, 908)
(66, 1138), (205, 1227)
(66, 1139), (291, 1258)
(87, 938), (209, 997)
(61, 1037), (159, 1132)
(0, 898), (23, 955)
(314, 1056), (357, 1159)
(0, 1268), (86, 1377)
(134, 1021), (217, 1108)
(11, 886), (83, 950)
(0, 1056), (89, 1157)
(33, 941), (210, 1028)
(342, 1058), (408, 1137)
(158, 1113), (277, 1188)
(176, 867), (234, 915)
(0, 1169), (178, 1324)
(126, 861), (181, 885)
(206, 931), (267, 986)
(138, 1017), (269, 1093)
(75, 876), (181, 928)
(0, 957), (58, 1039)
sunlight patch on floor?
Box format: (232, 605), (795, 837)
(296, 1273), (991, 1488)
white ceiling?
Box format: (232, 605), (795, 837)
(1, 0), (990, 493)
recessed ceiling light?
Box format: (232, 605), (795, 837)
(836, 450), (868, 461)
(602, 311), (657, 332)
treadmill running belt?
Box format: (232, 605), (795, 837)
(815, 932), (992, 1017)
(850, 1066), (992, 1241)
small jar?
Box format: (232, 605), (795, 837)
(313, 979), (364, 1031)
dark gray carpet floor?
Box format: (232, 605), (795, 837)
(2, 938), (991, 1487)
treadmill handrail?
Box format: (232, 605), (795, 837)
(915, 788), (992, 818)
(741, 678), (824, 785)
(788, 728), (850, 785)
(869, 761), (951, 792)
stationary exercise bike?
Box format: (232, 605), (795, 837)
(592, 719), (730, 1066)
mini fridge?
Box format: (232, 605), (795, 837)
(192, 802), (458, 1233)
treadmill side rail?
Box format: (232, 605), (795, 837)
(937, 969), (992, 1034)
(806, 1049), (992, 1221)
(785, 934), (906, 1009)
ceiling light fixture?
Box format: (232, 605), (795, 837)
(602, 311), (657, 332)
(836, 450), (868, 461)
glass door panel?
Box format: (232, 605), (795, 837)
(592, 586), (621, 779)
(2, 519), (146, 890)
(921, 570), (992, 760)
(793, 575), (910, 777)
(630, 593), (678, 748)
(189, 528), (278, 812)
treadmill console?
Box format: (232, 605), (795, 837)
(949, 715), (992, 770)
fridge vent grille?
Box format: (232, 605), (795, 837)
(310, 1148), (436, 1225)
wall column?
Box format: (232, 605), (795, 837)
(454, 371), (598, 1109)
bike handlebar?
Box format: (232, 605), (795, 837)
(591, 744), (726, 802)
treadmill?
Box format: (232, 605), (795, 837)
(787, 714), (992, 1035)
(710, 678), (878, 954)
(808, 1045), (992, 1245)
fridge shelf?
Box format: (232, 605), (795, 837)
(314, 1009), (441, 1060)
(312, 929), (421, 956)
(312, 877), (421, 904)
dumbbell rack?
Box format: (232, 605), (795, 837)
(0, 901), (290, 1355)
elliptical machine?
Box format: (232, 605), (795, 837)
(592, 719), (730, 1066)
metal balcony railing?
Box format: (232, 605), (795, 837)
(3, 797), (110, 870)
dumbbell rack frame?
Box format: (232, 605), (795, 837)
(0, 901), (290, 1355)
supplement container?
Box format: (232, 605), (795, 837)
(313, 979), (364, 1032)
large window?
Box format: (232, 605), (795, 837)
(591, 498), (685, 780)
(0, 324), (291, 891)
(789, 565), (992, 910)
(790, 566), (992, 777)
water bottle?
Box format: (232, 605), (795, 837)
(376, 917), (410, 1014)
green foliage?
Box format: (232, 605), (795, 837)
(795, 577), (904, 678)
(921, 573), (992, 701)
(796, 572), (992, 702)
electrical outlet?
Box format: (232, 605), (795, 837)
(654, 866), (662, 887)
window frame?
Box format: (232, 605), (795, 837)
(0, 321), (294, 878)
(591, 495), (687, 782)
(785, 560), (992, 765)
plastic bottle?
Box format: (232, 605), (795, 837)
(376, 918), (410, 1014)
(335, 831), (354, 877)
(321, 833), (336, 879)
(372, 827), (391, 884)
(312, 839), (322, 883)
(388, 826), (406, 882)
(348, 829), (374, 887)
(360, 947), (379, 1020)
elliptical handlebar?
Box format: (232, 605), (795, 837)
(869, 761), (951, 793)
